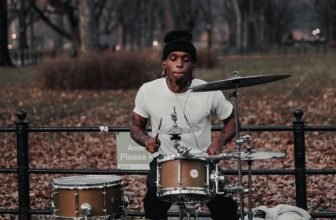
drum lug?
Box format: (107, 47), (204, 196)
(74, 192), (79, 215)
(52, 191), (59, 216)
(53, 208), (59, 216)
(156, 164), (161, 190)
(122, 195), (130, 208)
(178, 159), (182, 187)
(205, 163), (210, 187)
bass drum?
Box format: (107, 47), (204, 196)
(52, 175), (124, 219)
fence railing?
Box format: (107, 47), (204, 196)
(9, 49), (57, 66)
(0, 109), (336, 220)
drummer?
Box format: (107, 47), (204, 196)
(130, 30), (238, 220)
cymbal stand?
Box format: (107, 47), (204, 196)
(245, 138), (254, 220)
(237, 135), (254, 220)
(230, 72), (244, 220)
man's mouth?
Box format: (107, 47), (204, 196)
(173, 71), (185, 75)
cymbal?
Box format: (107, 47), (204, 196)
(191, 74), (290, 92)
(231, 150), (286, 161)
(157, 126), (199, 135)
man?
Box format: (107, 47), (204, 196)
(130, 30), (238, 220)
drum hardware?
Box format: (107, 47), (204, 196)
(178, 159), (182, 186)
(177, 203), (201, 220)
(191, 72), (290, 220)
(247, 147), (254, 220)
(80, 203), (92, 217)
(174, 140), (191, 156)
(224, 185), (247, 194)
(121, 195), (130, 220)
(236, 138), (285, 220)
(160, 107), (193, 156)
(75, 191), (79, 215)
(210, 164), (225, 195)
(157, 107), (200, 136)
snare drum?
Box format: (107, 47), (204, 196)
(52, 175), (123, 219)
(157, 155), (213, 203)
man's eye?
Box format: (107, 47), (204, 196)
(183, 56), (191, 62)
(169, 55), (177, 61)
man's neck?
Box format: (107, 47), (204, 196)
(166, 78), (190, 93)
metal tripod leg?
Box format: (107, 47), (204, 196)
(231, 82), (245, 220)
(247, 159), (254, 220)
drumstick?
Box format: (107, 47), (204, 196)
(155, 118), (162, 143)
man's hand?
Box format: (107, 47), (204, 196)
(206, 141), (221, 155)
(145, 138), (161, 154)
(206, 113), (236, 155)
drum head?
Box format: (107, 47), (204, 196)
(53, 175), (122, 188)
(158, 154), (207, 163)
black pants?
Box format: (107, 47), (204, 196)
(144, 157), (238, 220)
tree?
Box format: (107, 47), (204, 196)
(78, 0), (99, 53)
(232, 0), (242, 51)
(30, 0), (81, 50)
(0, 0), (13, 66)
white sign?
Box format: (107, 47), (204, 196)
(116, 132), (153, 170)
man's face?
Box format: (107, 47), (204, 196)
(163, 51), (194, 84)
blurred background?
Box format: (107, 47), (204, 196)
(0, 1), (336, 219)
(1, 0), (336, 67)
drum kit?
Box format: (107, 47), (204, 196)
(51, 72), (290, 220)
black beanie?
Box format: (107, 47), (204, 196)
(162, 30), (197, 63)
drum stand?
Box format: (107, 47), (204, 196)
(177, 203), (201, 220)
(235, 135), (257, 220)
(230, 80), (245, 220)
(245, 141), (255, 220)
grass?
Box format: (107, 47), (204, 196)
(0, 66), (38, 86)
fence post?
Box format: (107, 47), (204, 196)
(292, 108), (307, 209)
(16, 110), (31, 220)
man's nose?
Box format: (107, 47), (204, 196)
(176, 59), (183, 68)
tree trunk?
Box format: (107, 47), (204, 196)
(232, 0), (242, 51)
(161, 0), (174, 32)
(79, 0), (99, 53)
(19, 0), (28, 65)
(0, 0), (13, 66)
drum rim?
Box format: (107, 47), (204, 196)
(52, 212), (124, 219)
(158, 154), (207, 163)
(52, 175), (122, 188)
(158, 188), (213, 202)
(158, 187), (211, 195)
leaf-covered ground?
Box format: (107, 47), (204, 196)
(0, 55), (335, 219)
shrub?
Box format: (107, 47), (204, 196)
(38, 51), (161, 90)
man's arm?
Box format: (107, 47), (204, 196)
(206, 113), (236, 155)
(129, 112), (160, 154)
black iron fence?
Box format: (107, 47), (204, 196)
(0, 109), (336, 220)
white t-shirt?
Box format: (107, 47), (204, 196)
(133, 78), (233, 157)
